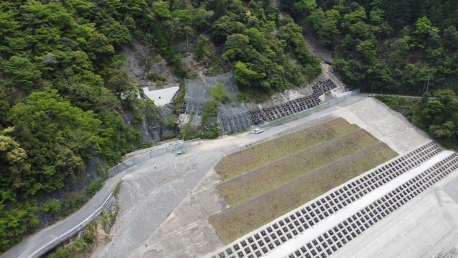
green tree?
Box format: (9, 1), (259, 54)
(414, 16), (432, 36)
(195, 35), (210, 60)
(428, 30), (441, 49)
(356, 40), (377, 62)
(429, 121), (455, 141)
(294, 0), (317, 13)
(234, 61), (262, 87)
(0, 128), (31, 202)
(153, 1), (172, 19)
(212, 16), (246, 43)
(370, 8), (384, 26)
(102, 22), (132, 46)
(3, 56), (42, 90)
(443, 26), (458, 49)
(225, 34), (249, 58)
(422, 100), (444, 125)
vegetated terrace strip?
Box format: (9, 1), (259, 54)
(217, 129), (379, 207)
(215, 118), (359, 180)
(209, 142), (397, 244)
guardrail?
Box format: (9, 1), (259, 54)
(28, 193), (113, 258)
(28, 138), (201, 258)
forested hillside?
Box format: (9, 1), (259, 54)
(0, 0), (321, 253)
(282, 0), (458, 94)
(0, 0), (144, 252)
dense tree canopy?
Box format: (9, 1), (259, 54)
(282, 0), (458, 95)
(0, 0), (145, 252)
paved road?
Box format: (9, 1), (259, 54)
(2, 94), (367, 258)
(2, 164), (134, 258)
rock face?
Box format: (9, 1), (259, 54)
(121, 40), (181, 144)
(122, 39), (180, 88)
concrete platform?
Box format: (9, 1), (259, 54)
(130, 169), (227, 258)
(334, 97), (430, 154)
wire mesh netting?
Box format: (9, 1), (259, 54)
(181, 76), (210, 126)
(181, 72), (252, 133)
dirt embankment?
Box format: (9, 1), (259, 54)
(302, 29), (334, 64)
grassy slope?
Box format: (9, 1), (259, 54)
(217, 129), (378, 206)
(215, 118), (359, 180)
(209, 142), (397, 244)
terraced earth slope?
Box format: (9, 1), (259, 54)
(209, 119), (397, 244)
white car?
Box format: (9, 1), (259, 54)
(254, 128), (264, 134)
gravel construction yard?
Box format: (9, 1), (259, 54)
(92, 95), (430, 258)
(210, 139), (396, 244)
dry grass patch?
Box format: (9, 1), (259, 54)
(209, 142), (397, 244)
(215, 118), (359, 180)
(217, 129), (378, 206)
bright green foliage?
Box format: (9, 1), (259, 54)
(212, 16), (247, 44)
(153, 2), (172, 18)
(201, 100), (220, 139)
(333, 59), (366, 85)
(102, 22), (132, 46)
(234, 62), (262, 87)
(225, 34), (250, 58)
(415, 16), (432, 36)
(0, 201), (38, 253)
(294, 0), (317, 12)
(306, 8), (339, 47)
(0, 128), (31, 202)
(86, 181), (103, 197)
(422, 100), (444, 121)
(210, 83), (229, 103)
(370, 8), (384, 25)
(42, 200), (62, 213)
(356, 40), (377, 61)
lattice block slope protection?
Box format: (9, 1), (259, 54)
(249, 79), (337, 126)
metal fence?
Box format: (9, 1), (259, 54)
(28, 139), (201, 258)
(107, 140), (199, 178)
(258, 89), (360, 129)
